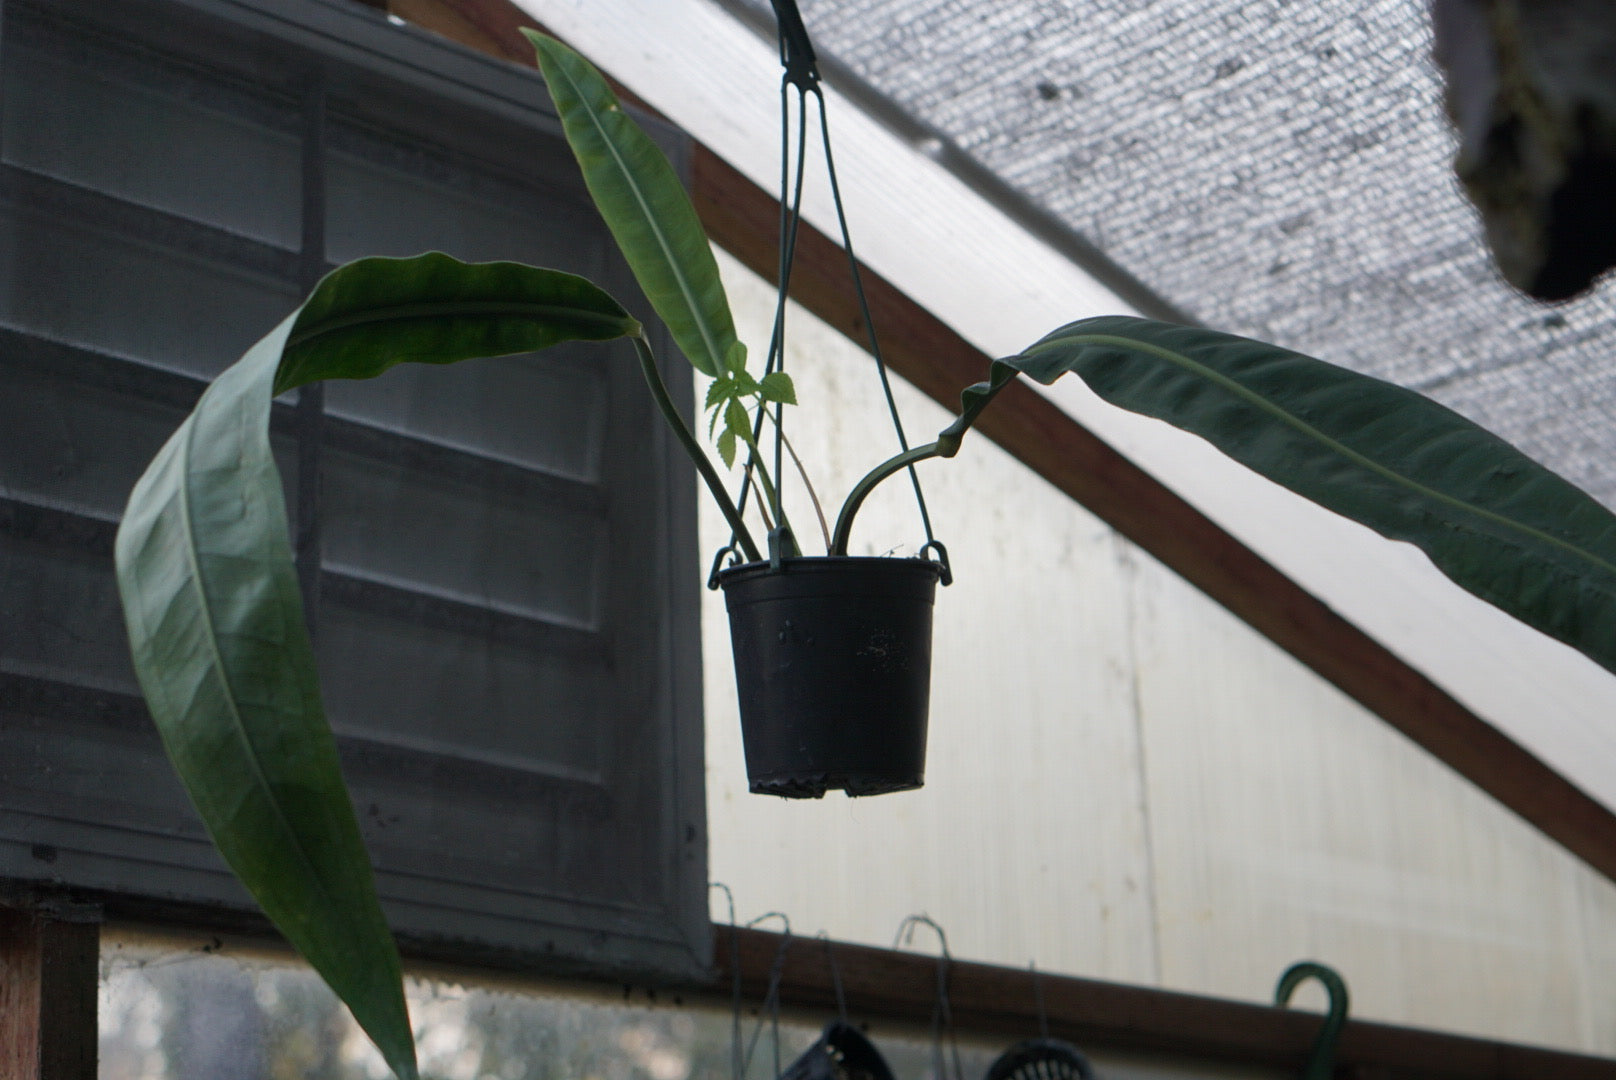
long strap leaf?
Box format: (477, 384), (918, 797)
(947, 315), (1616, 679)
(115, 254), (640, 1080)
(527, 30), (741, 379)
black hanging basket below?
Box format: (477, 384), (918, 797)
(719, 556), (944, 798)
(983, 1039), (1095, 1080)
(779, 1021), (897, 1080)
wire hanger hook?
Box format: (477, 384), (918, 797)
(1274, 961), (1350, 1080)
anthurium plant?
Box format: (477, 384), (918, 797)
(113, 32), (1616, 1079)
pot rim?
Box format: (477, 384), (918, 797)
(714, 552), (947, 583)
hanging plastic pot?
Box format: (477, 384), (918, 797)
(779, 1021), (897, 1080)
(718, 556), (944, 798)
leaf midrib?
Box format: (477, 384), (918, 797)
(174, 382), (356, 940)
(286, 300), (635, 351)
(545, 49), (723, 372)
(1025, 332), (1616, 579)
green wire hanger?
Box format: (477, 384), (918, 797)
(714, 0), (950, 583)
(1274, 961), (1350, 1080)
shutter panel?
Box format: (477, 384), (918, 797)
(0, 0), (708, 978)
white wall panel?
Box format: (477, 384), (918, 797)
(1127, 547), (1609, 1048)
(702, 250), (1161, 985)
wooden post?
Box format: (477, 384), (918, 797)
(0, 900), (99, 1080)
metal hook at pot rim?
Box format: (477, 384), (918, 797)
(918, 539), (952, 586)
(768, 525), (797, 572)
(708, 541), (746, 591)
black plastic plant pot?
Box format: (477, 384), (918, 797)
(718, 556), (944, 799)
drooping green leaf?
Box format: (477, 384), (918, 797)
(115, 253), (640, 1080)
(717, 427), (739, 469)
(724, 340), (749, 375)
(278, 252), (639, 392)
(759, 371), (797, 406)
(526, 30), (739, 378)
(954, 315), (1616, 679)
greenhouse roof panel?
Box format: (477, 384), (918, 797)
(726, 0), (1616, 506)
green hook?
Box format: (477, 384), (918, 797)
(1274, 961), (1349, 1080)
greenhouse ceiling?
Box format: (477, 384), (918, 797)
(514, 0), (1616, 843)
(710, 0), (1616, 503)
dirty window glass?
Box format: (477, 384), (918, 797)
(98, 930), (1010, 1080)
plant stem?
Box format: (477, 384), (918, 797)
(828, 370), (1016, 555)
(742, 457), (777, 532)
(743, 445), (793, 545)
(761, 412), (830, 552)
(830, 441), (945, 555)
(633, 336), (761, 563)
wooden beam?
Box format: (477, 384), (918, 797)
(717, 926), (1616, 1080)
(374, 0), (538, 61)
(0, 902), (99, 1080)
(384, 0), (512, 59)
(381, 0), (1616, 885)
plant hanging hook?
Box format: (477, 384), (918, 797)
(1030, 961), (1050, 1041)
(817, 931), (850, 1024)
(711, 883), (744, 1080)
(1274, 961), (1350, 1080)
(769, 0), (820, 91)
(739, 912), (793, 1080)
(893, 914), (965, 1080)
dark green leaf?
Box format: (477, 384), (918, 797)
(115, 253), (641, 1080)
(526, 30), (739, 378)
(968, 315), (1616, 679)
(724, 340), (749, 375)
(278, 252), (638, 393)
(759, 371), (797, 406)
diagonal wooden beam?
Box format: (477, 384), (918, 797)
(374, 0), (1616, 888)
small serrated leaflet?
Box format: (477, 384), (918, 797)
(724, 398), (753, 446)
(759, 371), (797, 405)
(705, 377), (734, 411)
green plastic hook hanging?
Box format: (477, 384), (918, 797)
(1274, 961), (1349, 1080)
